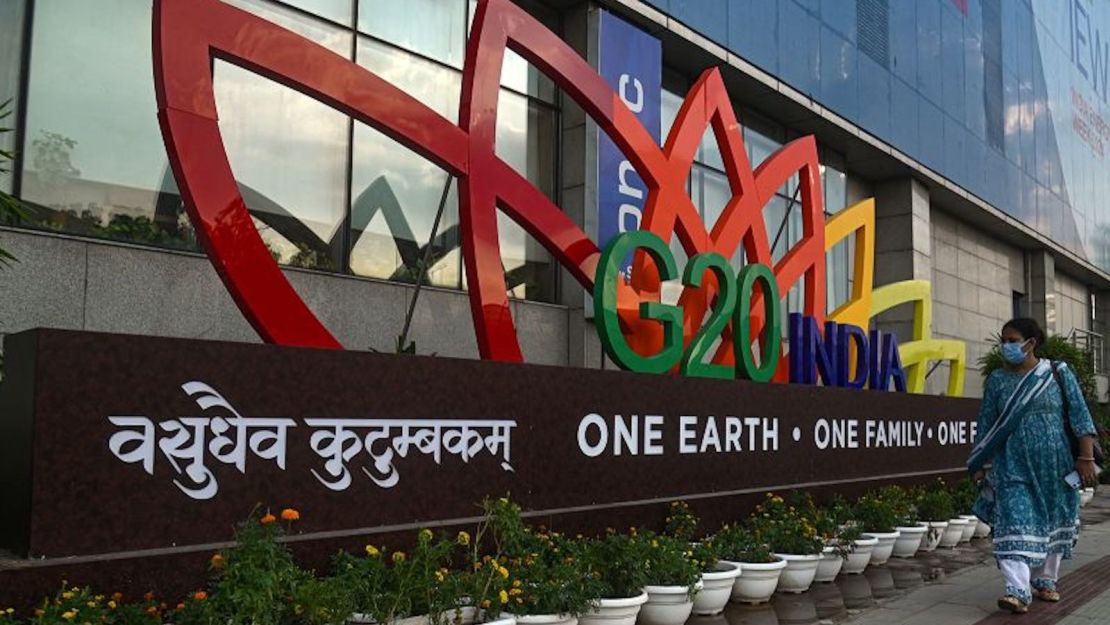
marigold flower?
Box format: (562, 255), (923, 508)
(210, 553), (225, 569)
(498, 566), (509, 579)
(392, 551), (406, 563)
(86, 601), (96, 608)
(176, 603), (185, 611)
(479, 600), (491, 609)
(509, 588), (522, 596)
(4, 608), (13, 615)
(418, 528), (433, 543)
(62, 592), (74, 600)
(107, 601), (117, 610)
(499, 591), (509, 605)
(112, 593), (123, 602)
(457, 531), (470, 546)
(61, 611), (76, 621)
(260, 513), (277, 525)
(193, 591), (207, 601)
(512, 580), (521, 588)
(435, 571), (445, 582)
(365, 545), (381, 557)
(280, 508), (300, 521)
(146, 606), (158, 616)
(34, 610), (44, 617)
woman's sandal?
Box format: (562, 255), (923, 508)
(997, 595), (1029, 614)
(1034, 588), (1061, 602)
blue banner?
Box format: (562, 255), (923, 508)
(597, 10), (662, 280)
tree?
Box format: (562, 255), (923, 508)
(0, 98), (31, 267)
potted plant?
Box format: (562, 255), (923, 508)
(662, 503), (738, 616)
(914, 483), (959, 549)
(852, 493), (900, 566)
(485, 499), (601, 625)
(951, 478), (981, 542)
(687, 539), (737, 615)
(637, 532), (701, 625)
(452, 514), (515, 625)
(578, 531), (649, 625)
(749, 494), (823, 593)
(800, 494), (856, 582)
(715, 523), (784, 604)
(880, 486), (927, 559)
(336, 527), (455, 625)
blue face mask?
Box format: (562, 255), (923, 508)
(1001, 340), (1029, 364)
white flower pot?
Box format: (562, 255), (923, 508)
(958, 515), (978, 543)
(939, 518), (968, 548)
(891, 525), (927, 558)
(973, 520), (991, 538)
(516, 615), (576, 625)
(692, 562), (741, 615)
(441, 607), (478, 625)
(579, 592), (648, 625)
(918, 521), (947, 552)
(862, 531), (899, 566)
(638, 583), (699, 625)
(772, 553), (821, 593)
(1081, 488), (1095, 507)
(480, 619), (517, 625)
(842, 537), (877, 575)
(814, 546), (843, 582)
(725, 558), (786, 604)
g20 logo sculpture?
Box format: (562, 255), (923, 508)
(153, 0), (966, 395)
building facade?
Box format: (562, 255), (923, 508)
(1, 0), (1108, 398)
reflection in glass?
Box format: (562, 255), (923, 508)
(214, 58), (350, 270)
(227, 0), (353, 55)
(350, 38), (462, 287)
(280, 0), (353, 26)
(360, 0), (466, 67)
(495, 89), (557, 302)
(21, 0), (192, 249)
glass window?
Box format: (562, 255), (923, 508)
(350, 37), (462, 287)
(280, 0), (353, 26)
(21, 0), (192, 249)
(495, 89), (558, 302)
(214, 58), (350, 271)
(360, 0), (466, 67)
(227, 0), (352, 55)
(468, 0), (558, 102)
(0, 0), (25, 194)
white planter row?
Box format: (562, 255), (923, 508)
(1081, 487), (1096, 507)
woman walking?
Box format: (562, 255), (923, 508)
(968, 318), (1099, 614)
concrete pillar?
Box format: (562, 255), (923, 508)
(872, 178), (932, 344)
(1028, 250), (1056, 336)
(558, 2), (605, 370)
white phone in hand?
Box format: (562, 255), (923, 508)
(1065, 470), (1083, 490)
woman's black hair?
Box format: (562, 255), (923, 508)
(1002, 317), (1047, 349)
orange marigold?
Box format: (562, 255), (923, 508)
(260, 513), (277, 525)
(280, 508), (300, 521)
(210, 553), (225, 569)
(193, 591), (207, 601)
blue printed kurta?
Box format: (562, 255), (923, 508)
(972, 362), (1096, 566)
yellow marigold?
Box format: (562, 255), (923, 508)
(435, 571), (445, 582)
(457, 531), (470, 546)
(107, 601), (117, 610)
(193, 591), (207, 601)
(651, 540), (659, 548)
(392, 551), (406, 563)
(4, 609), (13, 615)
(480, 600), (491, 609)
(365, 545), (381, 557)
(61, 611), (76, 621)
(499, 590), (509, 605)
(419, 529), (434, 543)
(473, 561), (482, 571)
(62, 592), (74, 600)
(86, 602), (96, 608)
(260, 513), (277, 525)
(210, 553), (225, 569)
(280, 508), (300, 522)
(498, 566), (509, 579)
(512, 579), (521, 588)
(629, 527), (638, 537)
(509, 588), (522, 596)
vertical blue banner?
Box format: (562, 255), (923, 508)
(597, 10), (662, 280)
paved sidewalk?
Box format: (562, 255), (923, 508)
(706, 490), (1110, 625)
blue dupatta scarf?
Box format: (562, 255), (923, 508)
(967, 359), (1055, 474)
